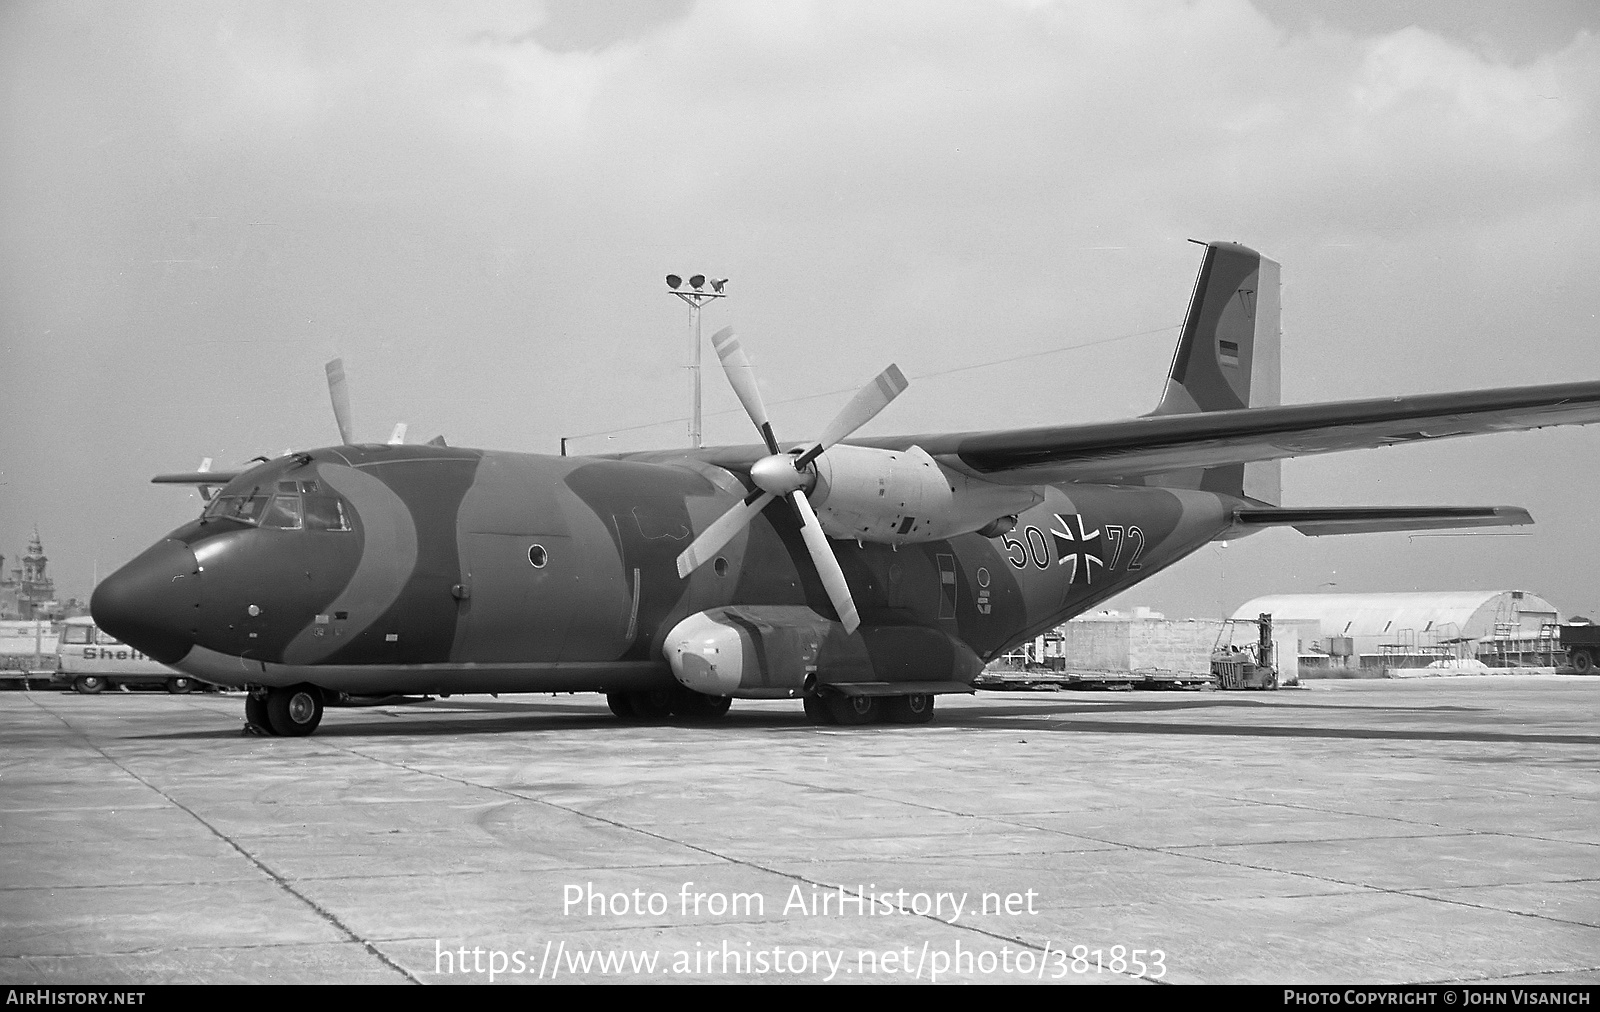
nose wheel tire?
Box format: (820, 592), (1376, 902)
(605, 692), (634, 720)
(265, 685), (324, 737)
(883, 694), (935, 724)
(73, 675), (106, 695)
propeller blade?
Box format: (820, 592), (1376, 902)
(388, 422), (408, 445)
(676, 489), (775, 579)
(795, 364), (908, 469)
(789, 490), (860, 634)
(711, 326), (780, 455)
(326, 358), (355, 445)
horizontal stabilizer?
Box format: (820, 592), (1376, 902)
(152, 471), (246, 487)
(1232, 505), (1532, 537)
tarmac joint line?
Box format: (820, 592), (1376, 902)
(20, 694), (421, 984)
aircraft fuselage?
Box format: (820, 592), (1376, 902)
(93, 442), (1238, 697)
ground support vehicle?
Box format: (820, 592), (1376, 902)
(1559, 622), (1600, 674)
(1211, 613), (1279, 690)
(55, 616), (209, 694)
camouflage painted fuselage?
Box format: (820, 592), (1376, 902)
(96, 441), (1238, 696)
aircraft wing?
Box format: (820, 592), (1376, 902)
(844, 380), (1600, 485)
(1229, 505), (1533, 537)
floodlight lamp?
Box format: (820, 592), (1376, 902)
(710, 278), (727, 293)
(666, 274), (682, 289)
(690, 274), (705, 289)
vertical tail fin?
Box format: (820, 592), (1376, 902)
(1147, 241), (1281, 505)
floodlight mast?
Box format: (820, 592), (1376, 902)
(665, 274), (727, 448)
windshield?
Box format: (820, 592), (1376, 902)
(203, 479), (352, 531)
(203, 492), (272, 526)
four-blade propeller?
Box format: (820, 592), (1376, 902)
(325, 358), (416, 446)
(675, 327), (907, 634)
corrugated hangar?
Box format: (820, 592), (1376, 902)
(1232, 590), (1562, 674)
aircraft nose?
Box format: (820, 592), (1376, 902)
(91, 539), (201, 664)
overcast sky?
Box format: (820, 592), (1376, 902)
(3, 0), (1597, 621)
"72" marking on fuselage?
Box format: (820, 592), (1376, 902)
(1001, 514), (1145, 583)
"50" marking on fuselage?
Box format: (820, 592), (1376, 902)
(1001, 514), (1145, 585)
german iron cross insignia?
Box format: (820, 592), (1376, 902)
(1050, 513), (1104, 584)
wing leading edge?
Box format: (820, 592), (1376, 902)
(856, 380), (1600, 485)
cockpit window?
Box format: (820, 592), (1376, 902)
(202, 478), (352, 531)
(204, 492), (272, 526)
(261, 495), (304, 530)
(304, 494), (351, 531)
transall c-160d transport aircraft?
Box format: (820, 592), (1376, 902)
(91, 242), (1600, 736)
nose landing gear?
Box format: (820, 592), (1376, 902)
(245, 684), (325, 737)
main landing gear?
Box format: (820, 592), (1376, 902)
(803, 692), (935, 726)
(245, 684), (325, 737)
(607, 686), (733, 723)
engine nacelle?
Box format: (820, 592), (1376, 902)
(808, 444), (1040, 544)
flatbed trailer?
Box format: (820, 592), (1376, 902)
(975, 668), (1212, 691)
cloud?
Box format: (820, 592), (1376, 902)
(25, 0), (1587, 244)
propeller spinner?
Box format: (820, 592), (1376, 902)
(675, 327), (908, 634)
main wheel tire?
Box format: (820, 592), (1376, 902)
(74, 675), (105, 695)
(1574, 651), (1594, 674)
(883, 693), (935, 724)
(166, 676), (195, 694)
(671, 689), (732, 720)
(265, 685), (324, 737)
(626, 689), (675, 722)
(827, 693), (882, 726)
(802, 693), (836, 725)
(606, 692), (634, 720)
(245, 693), (273, 733)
